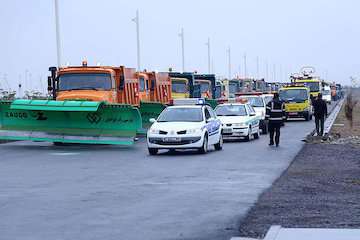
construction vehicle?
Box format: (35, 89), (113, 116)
(194, 74), (217, 108)
(279, 84), (313, 121)
(169, 72), (200, 99)
(0, 62), (170, 145)
(291, 67), (321, 99)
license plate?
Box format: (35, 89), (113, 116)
(163, 137), (181, 142)
(288, 112), (297, 115)
(223, 128), (232, 133)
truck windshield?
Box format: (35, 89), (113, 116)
(158, 107), (203, 122)
(216, 105), (247, 116)
(59, 73), (112, 91)
(297, 81), (320, 92)
(197, 81), (210, 93)
(229, 83), (238, 94)
(279, 89), (308, 102)
(242, 96), (264, 107)
(171, 80), (188, 93)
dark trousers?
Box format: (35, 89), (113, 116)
(269, 122), (281, 145)
(315, 116), (325, 136)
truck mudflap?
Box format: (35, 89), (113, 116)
(139, 101), (166, 129)
(0, 99), (142, 145)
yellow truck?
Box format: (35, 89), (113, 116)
(279, 84), (313, 121)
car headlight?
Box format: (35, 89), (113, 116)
(187, 128), (202, 134)
(149, 128), (159, 134)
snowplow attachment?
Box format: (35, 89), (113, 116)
(0, 99), (142, 145)
(139, 101), (166, 129)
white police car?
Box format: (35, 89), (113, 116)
(215, 102), (260, 141)
(147, 100), (223, 155)
(240, 94), (268, 134)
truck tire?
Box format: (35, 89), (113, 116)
(304, 112), (310, 121)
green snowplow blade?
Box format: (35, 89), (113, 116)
(205, 99), (218, 109)
(0, 100), (142, 145)
(139, 101), (166, 129)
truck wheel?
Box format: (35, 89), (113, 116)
(305, 112), (310, 121)
(214, 134), (223, 151)
(148, 148), (158, 155)
(198, 134), (208, 154)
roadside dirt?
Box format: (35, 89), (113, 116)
(237, 89), (360, 239)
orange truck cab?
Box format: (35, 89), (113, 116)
(50, 63), (170, 107)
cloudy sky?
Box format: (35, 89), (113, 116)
(0, 0), (359, 91)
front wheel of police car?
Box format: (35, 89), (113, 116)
(148, 148), (158, 155)
(198, 134), (208, 154)
(214, 134), (223, 151)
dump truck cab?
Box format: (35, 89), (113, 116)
(194, 74), (216, 99)
(169, 72), (199, 99)
(279, 84), (313, 121)
(56, 66), (117, 103)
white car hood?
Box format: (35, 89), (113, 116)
(150, 121), (203, 132)
(218, 116), (249, 124)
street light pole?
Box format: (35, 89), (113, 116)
(266, 60), (269, 81)
(54, 0), (62, 68)
(256, 56), (260, 79)
(132, 10), (141, 71)
(243, 53), (247, 78)
(206, 37), (211, 73)
(179, 28), (185, 72)
(227, 47), (231, 79)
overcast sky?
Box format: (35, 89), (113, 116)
(0, 0), (359, 91)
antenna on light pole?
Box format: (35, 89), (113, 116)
(206, 37), (211, 73)
(54, 0), (62, 68)
(179, 28), (185, 72)
(227, 47), (231, 79)
(132, 10), (141, 71)
(273, 64), (276, 82)
(243, 53), (247, 78)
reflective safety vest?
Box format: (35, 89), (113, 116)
(265, 99), (286, 123)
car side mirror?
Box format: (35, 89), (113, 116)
(149, 118), (156, 123)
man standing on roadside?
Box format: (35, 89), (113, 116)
(266, 93), (286, 147)
(312, 93), (328, 136)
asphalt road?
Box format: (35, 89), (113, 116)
(0, 103), (336, 240)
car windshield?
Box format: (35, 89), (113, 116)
(198, 81), (210, 93)
(171, 80), (188, 93)
(298, 81), (320, 92)
(279, 89), (308, 102)
(59, 73), (112, 91)
(216, 105), (247, 116)
(157, 108), (203, 122)
(242, 96), (264, 107)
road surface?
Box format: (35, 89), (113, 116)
(0, 104), (336, 240)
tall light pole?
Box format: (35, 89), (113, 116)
(273, 64), (276, 82)
(54, 0), (62, 68)
(227, 47), (231, 79)
(206, 37), (211, 73)
(266, 60), (269, 81)
(132, 10), (141, 71)
(179, 28), (185, 72)
(243, 53), (247, 78)
(256, 56), (260, 79)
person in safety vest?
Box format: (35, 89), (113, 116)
(265, 92), (286, 147)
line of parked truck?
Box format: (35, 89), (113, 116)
(0, 63), (343, 147)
